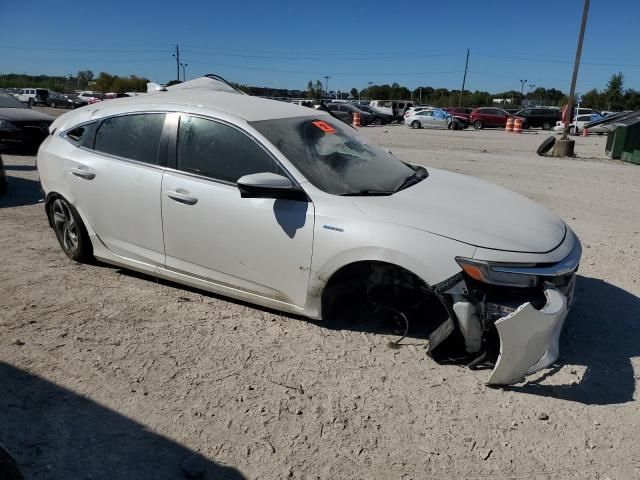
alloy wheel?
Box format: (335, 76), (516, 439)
(52, 199), (79, 254)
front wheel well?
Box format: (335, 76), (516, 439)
(320, 261), (449, 337)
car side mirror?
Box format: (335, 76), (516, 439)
(237, 172), (308, 202)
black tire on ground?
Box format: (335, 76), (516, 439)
(473, 120), (483, 129)
(372, 117), (382, 126)
(410, 120), (421, 129)
(28, 98), (35, 106)
(537, 136), (556, 156)
(48, 197), (93, 262)
(49, 102), (56, 108)
(542, 121), (553, 130)
(0, 176), (7, 196)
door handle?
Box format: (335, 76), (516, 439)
(69, 166), (95, 180)
(165, 189), (198, 205)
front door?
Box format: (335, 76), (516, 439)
(161, 114), (314, 308)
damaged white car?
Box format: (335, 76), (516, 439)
(37, 75), (581, 385)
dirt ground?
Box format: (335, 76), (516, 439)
(1, 109), (640, 480)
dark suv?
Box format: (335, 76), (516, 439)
(513, 108), (561, 130)
(469, 107), (511, 129)
(327, 103), (381, 126)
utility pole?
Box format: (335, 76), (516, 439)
(172, 45), (180, 82)
(562, 0), (590, 143)
(459, 48), (469, 107)
(181, 63), (188, 82)
(323, 75), (331, 98)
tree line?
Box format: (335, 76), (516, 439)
(2, 70), (638, 111)
(305, 73), (639, 110)
(0, 70), (149, 93)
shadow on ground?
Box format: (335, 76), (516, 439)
(503, 275), (640, 405)
(0, 362), (246, 479)
(0, 176), (43, 208)
(113, 268), (640, 406)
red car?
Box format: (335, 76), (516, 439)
(443, 107), (473, 122)
(470, 107), (513, 129)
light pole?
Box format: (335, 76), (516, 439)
(323, 75), (331, 99)
(519, 79), (527, 96)
(419, 87), (422, 104)
(172, 45), (180, 82)
(180, 63), (188, 82)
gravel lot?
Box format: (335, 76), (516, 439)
(1, 107), (639, 479)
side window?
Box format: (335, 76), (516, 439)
(94, 113), (166, 164)
(66, 122), (98, 148)
(177, 115), (284, 184)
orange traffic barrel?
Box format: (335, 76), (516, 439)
(582, 127), (589, 137)
(353, 112), (361, 127)
(513, 117), (523, 133)
(505, 117), (514, 132)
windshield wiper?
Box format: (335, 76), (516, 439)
(394, 166), (428, 192)
(340, 190), (394, 196)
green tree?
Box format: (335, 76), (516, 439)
(76, 70), (94, 89)
(350, 87), (359, 99)
(605, 72), (624, 110)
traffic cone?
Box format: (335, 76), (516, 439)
(505, 117), (514, 132)
(582, 127), (588, 137)
(513, 117), (523, 133)
(353, 112), (361, 127)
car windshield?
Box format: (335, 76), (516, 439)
(250, 116), (416, 195)
(0, 93), (28, 109)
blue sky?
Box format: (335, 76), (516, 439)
(1, 0), (638, 94)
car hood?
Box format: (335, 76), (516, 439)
(0, 108), (54, 122)
(352, 168), (566, 253)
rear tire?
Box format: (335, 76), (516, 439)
(473, 120), (483, 130)
(28, 98), (35, 106)
(410, 120), (421, 129)
(542, 121), (552, 130)
(49, 197), (93, 263)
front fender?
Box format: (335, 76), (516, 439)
(304, 224), (475, 319)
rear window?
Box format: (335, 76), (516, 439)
(94, 113), (166, 164)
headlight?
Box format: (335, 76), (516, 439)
(0, 119), (18, 131)
(455, 257), (539, 288)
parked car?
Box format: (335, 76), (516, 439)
(327, 103), (381, 126)
(356, 104), (394, 124)
(47, 92), (88, 109)
(369, 100), (414, 122)
(0, 91), (54, 150)
(512, 107), (560, 130)
(37, 75), (582, 385)
(77, 92), (104, 104)
(470, 107), (512, 129)
(15, 88), (50, 106)
(0, 154), (6, 195)
(404, 107), (463, 130)
(553, 114), (608, 135)
(443, 107), (473, 122)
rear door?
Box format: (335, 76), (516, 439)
(64, 113), (168, 266)
(161, 114), (314, 308)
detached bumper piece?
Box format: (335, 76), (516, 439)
(487, 287), (567, 385)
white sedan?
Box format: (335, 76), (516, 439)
(37, 75), (581, 385)
(554, 114), (608, 135)
(404, 107), (462, 130)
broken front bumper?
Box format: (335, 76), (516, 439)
(488, 286), (569, 385)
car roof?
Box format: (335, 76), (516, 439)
(74, 77), (325, 123)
